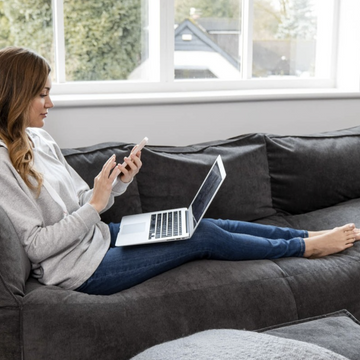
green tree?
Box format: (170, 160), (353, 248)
(0, 0), (53, 63)
(253, 0), (316, 40)
(0, 0), (144, 81)
(64, 0), (143, 81)
(276, 0), (316, 40)
(0, 1), (11, 48)
(175, 0), (240, 24)
(253, 0), (281, 40)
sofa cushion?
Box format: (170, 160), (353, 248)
(132, 309), (360, 360)
(0, 205), (28, 360)
(256, 198), (360, 232)
(257, 199), (360, 321)
(137, 134), (275, 221)
(260, 309), (360, 360)
(62, 142), (143, 223)
(0, 205), (30, 305)
(266, 126), (360, 215)
(22, 259), (299, 360)
(0, 309), (22, 360)
(130, 329), (347, 360)
(272, 243), (360, 321)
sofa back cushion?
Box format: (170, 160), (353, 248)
(0, 205), (30, 305)
(62, 142), (143, 223)
(266, 126), (360, 214)
(137, 134), (275, 221)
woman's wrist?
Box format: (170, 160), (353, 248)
(89, 200), (102, 213)
(119, 174), (133, 184)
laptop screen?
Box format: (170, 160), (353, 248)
(191, 160), (223, 226)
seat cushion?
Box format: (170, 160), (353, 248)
(131, 310), (359, 360)
(260, 309), (360, 360)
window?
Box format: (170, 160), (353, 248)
(252, 0), (319, 78)
(173, 0), (332, 81)
(0, 0), (150, 84)
(174, 1), (242, 80)
(62, 0), (149, 82)
(0, 0), (358, 99)
(0, 0), (55, 76)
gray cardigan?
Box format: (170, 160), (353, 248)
(0, 128), (129, 290)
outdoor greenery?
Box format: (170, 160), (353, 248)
(63, 0), (143, 81)
(175, 0), (241, 23)
(0, 0), (143, 81)
(175, 0), (317, 77)
(276, 0), (316, 40)
(175, 0), (316, 40)
(0, 0), (53, 60)
(0, 0), (316, 81)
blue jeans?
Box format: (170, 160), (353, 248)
(75, 219), (307, 295)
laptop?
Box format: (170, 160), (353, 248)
(115, 155), (226, 246)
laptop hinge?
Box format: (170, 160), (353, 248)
(185, 210), (189, 233)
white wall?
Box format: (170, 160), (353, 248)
(44, 98), (360, 148)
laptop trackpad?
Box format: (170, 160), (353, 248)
(121, 222), (146, 235)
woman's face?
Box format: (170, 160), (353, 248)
(28, 75), (53, 128)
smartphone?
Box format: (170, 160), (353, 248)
(120, 137), (148, 169)
(130, 137), (148, 155)
(113, 137), (149, 187)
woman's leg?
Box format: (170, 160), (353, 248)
(76, 220), (307, 295)
(206, 219), (358, 259)
(204, 218), (308, 240)
(193, 218), (306, 260)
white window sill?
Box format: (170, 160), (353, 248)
(51, 88), (360, 108)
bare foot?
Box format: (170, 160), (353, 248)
(308, 226), (360, 238)
(303, 224), (356, 258)
(354, 228), (360, 241)
(307, 230), (331, 237)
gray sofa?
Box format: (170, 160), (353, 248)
(2, 126), (360, 360)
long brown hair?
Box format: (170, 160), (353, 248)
(0, 47), (51, 194)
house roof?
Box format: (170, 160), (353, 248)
(174, 19), (240, 70)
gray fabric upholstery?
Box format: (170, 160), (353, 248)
(138, 133), (275, 221)
(132, 310), (359, 360)
(266, 127), (360, 214)
(131, 329), (348, 360)
(2, 126), (360, 359)
(260, 310), (360, 360)
(0, 207), (29, 360)
(0, 205), (30, 303)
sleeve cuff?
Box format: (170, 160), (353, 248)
(111, 177), (133, 196)
(75, 202), (101, 230)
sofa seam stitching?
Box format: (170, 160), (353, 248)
(20, 303), (25, 360)
(271, 260), (302, 322)
(263, 135), (276, 213)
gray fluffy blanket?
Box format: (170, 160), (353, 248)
(131, 329), (348, 360)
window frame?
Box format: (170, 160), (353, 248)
(49, 0), (360, 104)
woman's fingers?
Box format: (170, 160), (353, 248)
(104, 154), (116, 172)
(117, 152), (142, 183)
(90, 155), (120, 213)
(100, 154), (120, 181)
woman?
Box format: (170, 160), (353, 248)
(0, 46), (358, 296)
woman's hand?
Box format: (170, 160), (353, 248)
(117, 147), (142, 184)
(89, 154), (121, 213)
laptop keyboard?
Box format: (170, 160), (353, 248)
(149, 210), (183, 240)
